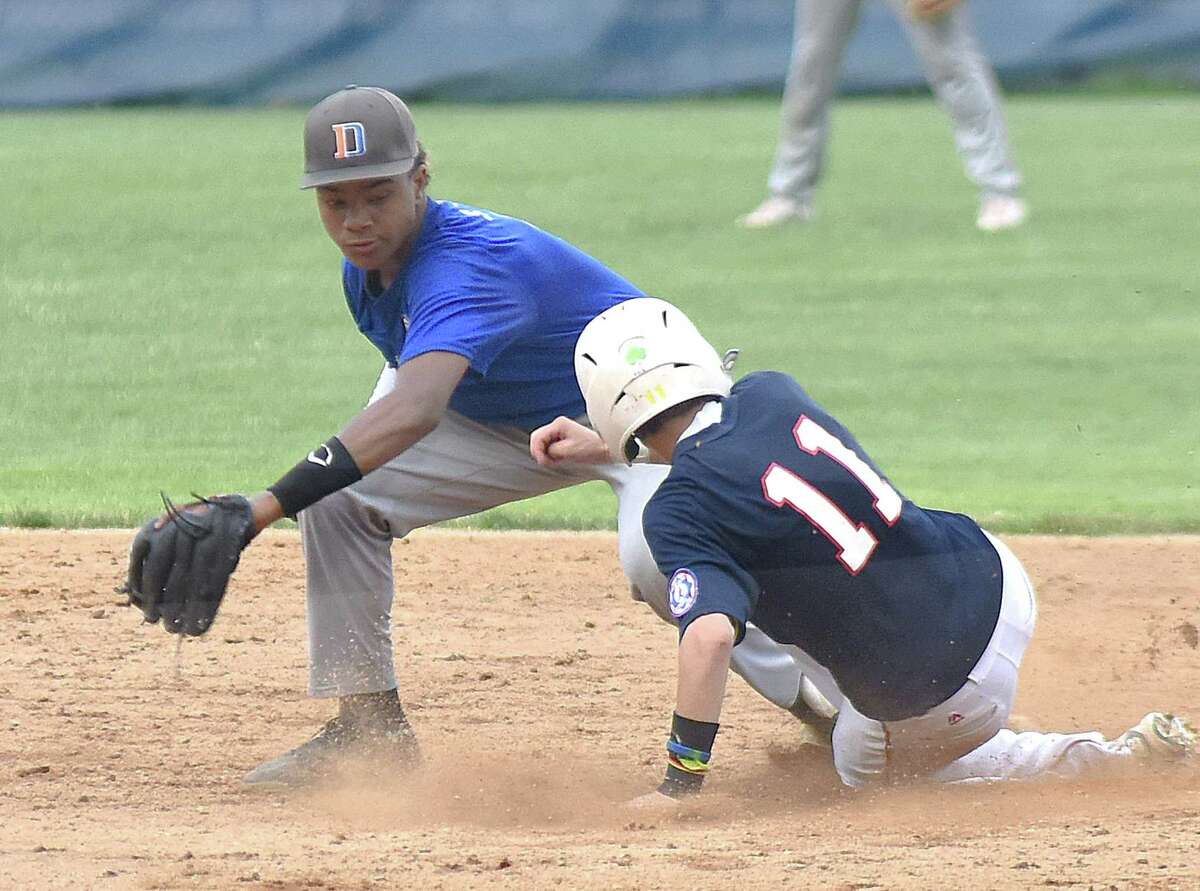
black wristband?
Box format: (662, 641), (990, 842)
(671, 713), (720, 753)
(660, 712), (720, 797)
(267, 436), (363, 519)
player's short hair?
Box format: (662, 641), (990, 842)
(411, 142), (429, 181)
(634, 395), (718, 445)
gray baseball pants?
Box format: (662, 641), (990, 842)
(768, 0), (1021, 203)
(298, 399), (809, 710)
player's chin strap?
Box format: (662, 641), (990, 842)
(721, 349), (740, 374)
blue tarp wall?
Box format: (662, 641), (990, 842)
(2, 1), (1199, 107)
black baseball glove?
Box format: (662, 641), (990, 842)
(124, 494), (256, 636)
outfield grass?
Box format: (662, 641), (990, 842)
(1, 94), (1197, 532)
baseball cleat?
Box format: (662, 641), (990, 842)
(736, 195), (815, 229)
(1116, 712), (1198, 762)
(975, 194), (1028, 232)
(242, 714), (421, 791)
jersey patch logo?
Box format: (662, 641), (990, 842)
(668, 569), (699, 617)
(331, 121), (367, 159)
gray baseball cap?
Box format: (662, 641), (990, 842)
(301, 85), (419, 189)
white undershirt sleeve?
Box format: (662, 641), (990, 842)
(366, 364), (398, 407)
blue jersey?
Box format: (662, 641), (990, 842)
(342, 198), (644, 430)
(643, 372), (1003, 722)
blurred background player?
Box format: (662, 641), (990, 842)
(530, 298), (1196, 800)
(738, 0), (1026, 232)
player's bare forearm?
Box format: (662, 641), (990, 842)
(337, 393), (441, 471)
(339, 351), (470, 472)
(529, 416), (611, 466)
(248, 491), (286, 534)
(676, 614), (736, 722)
(632, 614), (735, 806)
(242, 352), (470, 534)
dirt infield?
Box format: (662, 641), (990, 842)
(2, 530), (1198, 890)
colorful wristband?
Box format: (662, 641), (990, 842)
(659, 712), (720, 797)
(667, 739), (711, 774)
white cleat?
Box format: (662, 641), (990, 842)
(1117, 712), (1198, 762)
(736, 195), (815, 229)
(976, 194), (1028, 232)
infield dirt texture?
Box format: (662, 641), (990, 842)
(2, 529), (1198, 890)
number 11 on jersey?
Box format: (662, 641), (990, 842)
(760, 416), (902, 575)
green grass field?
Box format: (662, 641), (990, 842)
(1, 94), (1197, 532)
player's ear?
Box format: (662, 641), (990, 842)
(410, 163), (430, 200)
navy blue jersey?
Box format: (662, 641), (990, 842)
(643, 372), (1003, 722)
(343, 198), (644, 430)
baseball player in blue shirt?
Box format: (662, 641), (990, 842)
(123, 87), (833, 789)
(530, 298), (1196, 804)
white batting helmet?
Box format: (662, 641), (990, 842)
(575, 298), (733, 464)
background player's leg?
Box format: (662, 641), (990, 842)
(764, 0), (862, 209)
(888, 0), (1022, 204)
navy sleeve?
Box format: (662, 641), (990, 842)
(400, 249), (537, 374)
(644, 487), (760, 644)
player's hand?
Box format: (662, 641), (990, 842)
(529, 416), (611, 466)
(908, 0), (959, 19)
(124, 493), (256, 636)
